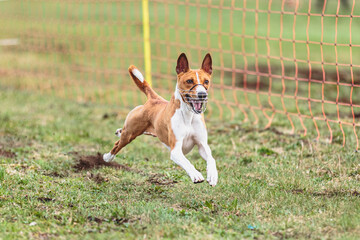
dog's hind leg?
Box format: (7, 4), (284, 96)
(103, 106), (149, 162)
(104, 125), (147, 162)
(112, 127), (143, 153)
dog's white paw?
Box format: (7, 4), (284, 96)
(103, 152), (115, 162)
(188, 169), (205, 184)
(207, 166), (218, 187)
(115, 128), (122, 138)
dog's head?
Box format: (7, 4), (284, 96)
(175, 53), (212, 114)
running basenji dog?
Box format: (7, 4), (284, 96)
(103, 53), (218, 186)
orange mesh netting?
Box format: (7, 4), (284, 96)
(0, 0), (359, 149)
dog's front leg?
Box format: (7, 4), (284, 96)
(198, 143), (218, 187)
(170, 142), (204, 183)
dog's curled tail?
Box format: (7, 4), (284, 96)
(128, 65), (159, 99)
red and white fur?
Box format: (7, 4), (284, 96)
(103, 53), (218, 186)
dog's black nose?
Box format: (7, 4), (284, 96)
(198, 92), (207, 99)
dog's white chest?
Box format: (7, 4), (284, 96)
(181, 132), (195, 155)
(171, 109), (204, 155)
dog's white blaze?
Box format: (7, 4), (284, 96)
(195, 71), (206, 93)
(196, 72), (200, 84)
(132, 69), (144, 83)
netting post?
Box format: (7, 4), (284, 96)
(142, 0), (152, 86)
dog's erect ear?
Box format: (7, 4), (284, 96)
(201, 53), (212, 75)
(176, 53), (190, 74)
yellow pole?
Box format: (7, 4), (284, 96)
(142, 0), (152, 86)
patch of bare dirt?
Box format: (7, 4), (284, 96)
(0, 149), (16, 158)
(73, 152), (131, 172)
(72, 152), (178, 186)
(42, 171), (67, 178)
(87, 215), (140, 226)
(37, 197), (54, 203)
(86, 171), (108, 184)
(112, 217), (140, 226)
(0, 135), (32, 149)
(291, 189), (360, 198)
(87, 216), (103, 224)
(32, 233), (59, 240)
(147, 174), (178, 186)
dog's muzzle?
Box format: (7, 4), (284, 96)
(178, 84), (208, 114)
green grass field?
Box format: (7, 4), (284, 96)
(1, 88), (360, 239)
(1, 0), (360, 139)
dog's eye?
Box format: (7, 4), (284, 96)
(186, 79), (194, 84)
(204, 80), (209, 84)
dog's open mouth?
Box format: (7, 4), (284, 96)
(190, 100), (204, 114)
(185, 94), (207, 114)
